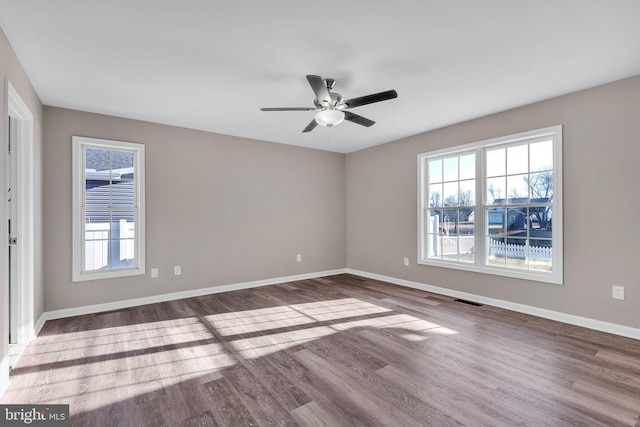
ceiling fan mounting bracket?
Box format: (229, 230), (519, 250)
(324, 78), (336, 90)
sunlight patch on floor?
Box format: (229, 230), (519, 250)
(206, 298), (391, 336)
(7, 315), (236, 412)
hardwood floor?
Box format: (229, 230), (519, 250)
(2, 274), (640, 426)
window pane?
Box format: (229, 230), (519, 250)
(429, 159), (443, 183)
(429, 184), (443, 207)
(487, 208), (505, 236)
(443, 157), (458, 182)
(443, 182), (458, 206)
(111, 150), (134, 169)
(85, 179), (110, 207)
(487, 237), (506, 267)
(507, 174), (528, 203)
(507, 144), (528, 175)
(442, 208), (459, 261)
(530, 140), (553, 172)
(441, 209), (458, 236)
(443, 237), (458, 261)
(460, 209), (474, 235)
(427, 233), (441, 259)
(112, 173), (135, 207)
(529, 171), (553, 201)
(486, 148), (505, 177)
(530, 239), (552, 271)
(487, 177), (506, 205)
(459, 180), (475, 206)
(111, 210), (135, 226)
(428, 209), (442, 229)
(85, 210), (111, 235)
(506, 238), (528, 269)
(459, 212), (475, 263)
(112, 215), (136, 238)
(459, 154), (475, 180)
(85, 210), (111, 271)
(85, 148), (110, 171)
(85, 240), (109, 271)
(110, 239), (135, 269)
(459, 240), (475, 263)
(427, 209), (442, 258)
(506, 207), (527, 236)
(529, 206), (552, 233)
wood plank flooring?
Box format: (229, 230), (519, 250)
(2, 274), (640, 426)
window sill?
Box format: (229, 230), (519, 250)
(417, 258), (563, 285)
(72, 267), (145, 282)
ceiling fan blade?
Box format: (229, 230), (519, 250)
(343, 89), (398, 109)
(260, 107), (316, 111)
(306, 75), (331, 104)
(344, 111), (375, 127)
(302, 119), (318, 133)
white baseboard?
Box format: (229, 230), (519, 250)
(32, 267), (640, 342)
(40, 268), (348, 324)
(347, 269), (640, 340)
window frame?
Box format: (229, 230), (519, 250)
(417, 125), (563, 285)
(72, 136), (146, 282)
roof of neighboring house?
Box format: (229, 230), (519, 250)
(492, 197), (551, 205)
(86, 148), (133, 171)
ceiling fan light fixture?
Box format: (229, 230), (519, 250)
(315, 109), (345, 127)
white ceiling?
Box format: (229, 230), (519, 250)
(1, 1), (639, 153)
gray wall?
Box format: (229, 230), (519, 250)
(347, 75), (640, 329)
(0, 28), (44, 388)
(43, 107), (346, 311)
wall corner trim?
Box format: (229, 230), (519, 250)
(0, 378), (8, 399)
(34, 313), (47, 337)
(346, 269), (640, 340)
(38, 268), (348, 325)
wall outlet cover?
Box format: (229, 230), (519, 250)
(612, 285), (625, 300)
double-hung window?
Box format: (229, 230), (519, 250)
(418, 126), (562, 284)
(72, 136), (145, 282)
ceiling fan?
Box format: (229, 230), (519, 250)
(260, 75), (398, 133)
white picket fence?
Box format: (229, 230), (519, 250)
(488, 239), (551, 260)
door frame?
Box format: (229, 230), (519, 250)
(4, 80), (35, 363)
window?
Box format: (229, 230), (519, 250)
(418, 126), (562, 284)
(72, 136), (145, 281)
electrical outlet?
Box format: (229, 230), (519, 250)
(174, 265), (182, 276)
(612, 285), (624, 300)
(151, 268), (159, 278)
(403, 257), (409, 266)
(297, 254), (302, 262)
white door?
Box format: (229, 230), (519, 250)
(7, 115), (18, 344)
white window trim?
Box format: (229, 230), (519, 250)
(417, 125), (563, 285)
(72, 136), (146, 282)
